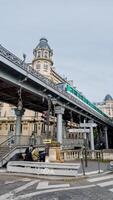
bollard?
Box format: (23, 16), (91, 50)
(81, 157), (85, 176)
(97, 153), (100, 174)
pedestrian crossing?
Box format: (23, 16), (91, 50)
(0, 178), (70, 200)
(87, 173), (113, 193)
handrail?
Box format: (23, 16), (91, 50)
(0, 135), (14, 147)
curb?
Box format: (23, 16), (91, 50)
(0, 169), (111, 181)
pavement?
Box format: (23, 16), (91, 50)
(0, 160), (110, 180)
(0, 170), (113, 199)
(0, 161), (112, 199)
(67, 160), (109, 175)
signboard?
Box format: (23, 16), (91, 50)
(43, 139), (52, 144)
(68, 128), (90, 133)
(80, 123), (97, 128)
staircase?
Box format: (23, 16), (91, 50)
(0, 146), (11, 159)
(0, 135), (44, 167)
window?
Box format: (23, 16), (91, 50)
(33, 123), (37, 133)
(11, 108), (15, 116)
(44, 64), (48, 72)
(36, 64), (40, 70)
(38, 51), (41, 57)
(0, 124), (2, 130)
(23, 124), (28, 130)
(45, 51), (48, 58)
(10, 124), (14, 131)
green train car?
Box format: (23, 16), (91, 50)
(57, 83), (111, 121)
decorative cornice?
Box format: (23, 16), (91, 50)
(32, 57), (53, 65)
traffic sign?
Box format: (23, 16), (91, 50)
(80, 123), (97, 127)
(43, 139), (52, 144)
(68, 128), (90, 133)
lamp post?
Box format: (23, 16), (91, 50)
(15, 87), (25, 145)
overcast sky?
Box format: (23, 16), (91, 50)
(0, 0), (113, 102)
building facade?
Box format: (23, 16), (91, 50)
(95, 95), (113, 119)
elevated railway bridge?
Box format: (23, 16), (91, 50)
(0, 44), (113, 153)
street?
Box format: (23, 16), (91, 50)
(0, 172), (113, 200)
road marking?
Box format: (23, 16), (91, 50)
(78, 170), (103, 176)
(36, 182), (70, 190)
(13, 184), (96, 200)
(97, 180), (113, 187)
(0, 180), (39, 200)
(87, 174), (113, 182)
(109, 188), (113, 192)
(37, 181), (48, 189)
(4, 178), (31, 184)
(5, 180), (17, 184)
(21, 178), (31, 182)
(13, 180), (39, 193)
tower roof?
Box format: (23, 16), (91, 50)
(35, 38), (53, 54)
(104, 94), (113, 101)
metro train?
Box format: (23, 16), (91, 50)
(56, 83), (111, 121)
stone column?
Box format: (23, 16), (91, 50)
(104, 126), (108, 149)
(15, 108), (25, 145)
(55, 106), (65, 144)
(90, 126), (95, 150)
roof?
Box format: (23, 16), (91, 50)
(35, 38), (53, 54)
(104, 94), (113, 101)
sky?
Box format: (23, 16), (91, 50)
(0, 0), (113, 102)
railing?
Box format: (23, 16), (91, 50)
(0, 134), (43, 148)
(0, 44), (113, 126)
(61, 149), (113, 161)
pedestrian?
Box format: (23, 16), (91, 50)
(32, 146), (39, 161)
(25, 145), (33, 161)
(39, 151), (46, 162)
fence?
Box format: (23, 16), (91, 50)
(61, 149), (113, 161)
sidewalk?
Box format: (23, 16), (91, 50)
(0, 160), (110, 181)
(66, 160), (109, 175)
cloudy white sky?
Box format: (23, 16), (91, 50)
(0, 0), (113, 102)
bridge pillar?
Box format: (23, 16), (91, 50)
(15, 108), (25, 145)
(104, 127), (109, 149)
(55, 106), (65, 144)
(90, 126), (95, 150)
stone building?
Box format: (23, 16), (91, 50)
(95, 95), (113, 119)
